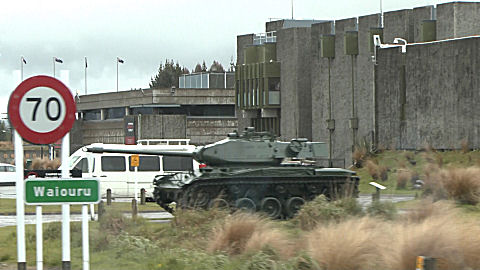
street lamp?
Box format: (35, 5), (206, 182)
(20, 56), (27, 81)
(117, 57), (124, 92)
(53, 57), (63, 78)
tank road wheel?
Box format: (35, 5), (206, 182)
(260, 197), (282, 219)
(193, 189), (210, 208)
(208, 198), (230, 210)
(285, 197), (305, 218)
(235, 198), (256, 212)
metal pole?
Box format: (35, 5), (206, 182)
(328, 58), (333, 166)
(15, 131), (26, 270)
(61, 133), (70, 270)
(82, 205), (89, 270)
(20, 58), (23, 81)
(116, 60), (119, 92)
(291, 0), (294, 19)
(134, 166), (138, 201)
(36, 206), (43, 270)
(53, 57), (56, 78)
(85, 57), (87, 95)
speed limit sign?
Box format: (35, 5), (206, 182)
(8, 75), (76, 144)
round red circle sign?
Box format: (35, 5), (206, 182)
(8, 75), (76, 144)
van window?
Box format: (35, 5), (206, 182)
(163, 156), (193, 171)
(101, 156), (126, 172)
(0, 165), (14, 172)
(129, 156), (160, 171)
(74, 158), (89, 173)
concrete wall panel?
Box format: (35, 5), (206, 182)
(376, 37), (480, 150)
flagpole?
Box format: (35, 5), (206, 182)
(85, 57), (87, 95)
(53, 57), (55, 78)
(116, 58), (119, 92)
(20, 57), (24, 81)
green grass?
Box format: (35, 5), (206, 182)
(0, 199), (162, 215)
(354, 150), (480, 195)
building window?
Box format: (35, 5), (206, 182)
(84, 109), (101, 120)
(106, 107), (126, 119)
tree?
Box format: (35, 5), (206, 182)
(194, 63), (202, 73)
(209, 60), (225, 72)
(149, 59), (189, 88)
(0, 121), (10, 141)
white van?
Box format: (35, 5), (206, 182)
(67, 139), (199, 199)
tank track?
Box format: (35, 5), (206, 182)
(155, 175), (359, 219)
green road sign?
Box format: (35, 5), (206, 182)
(25, 178), (100, 205)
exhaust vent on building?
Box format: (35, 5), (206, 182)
(320, 34), (335, 58)
(421, 20), (436, 42)
(344, 31), (359, 55)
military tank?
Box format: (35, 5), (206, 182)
(86, 128), (359, 218)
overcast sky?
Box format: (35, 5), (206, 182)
(0, 0), (462, 113)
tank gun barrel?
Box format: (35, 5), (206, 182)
(84, 145), (195, 157)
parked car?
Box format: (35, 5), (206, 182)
(0, 163), (16, 187)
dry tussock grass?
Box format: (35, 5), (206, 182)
(365, 159), (388, 181)
(305, 217), (385, 270)
(441, 167), (480, 205)
(424, 166), (480, 204)
(30, 158), (61, 169)
(208, 212), (292, 257)
(460, 138), (469, 153)
(301, 202), (480, 270)
(352, 147), (368, 168)
(403, 199), (455, 223)
(385, 208), (480, 270)
(365, 160), (379, 179)
(396, 169), (412, 189)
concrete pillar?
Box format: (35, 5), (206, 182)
(100, 109), (107, 120)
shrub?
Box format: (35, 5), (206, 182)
(293, 195), (363, 230)
(99, 208), (128, 234)
(366, 201), (397, 220)
(293, 195), (346, 230)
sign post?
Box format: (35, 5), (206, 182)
(8, 75), (76, 270)
(131, 154), (139, 200)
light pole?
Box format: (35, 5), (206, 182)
(53, 57), (63, 78)
(117, 57), (124, 92)
(84, 57), (88, 95)
(20, 56), (27, 81)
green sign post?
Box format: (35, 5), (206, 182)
(25, 179), (100, 205)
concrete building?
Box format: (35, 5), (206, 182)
(74, 75), (237, 151)
(236, 2), (480, 166)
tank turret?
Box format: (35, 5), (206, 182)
(85, 128), (359, 218)
(86, 127), (328, 166)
